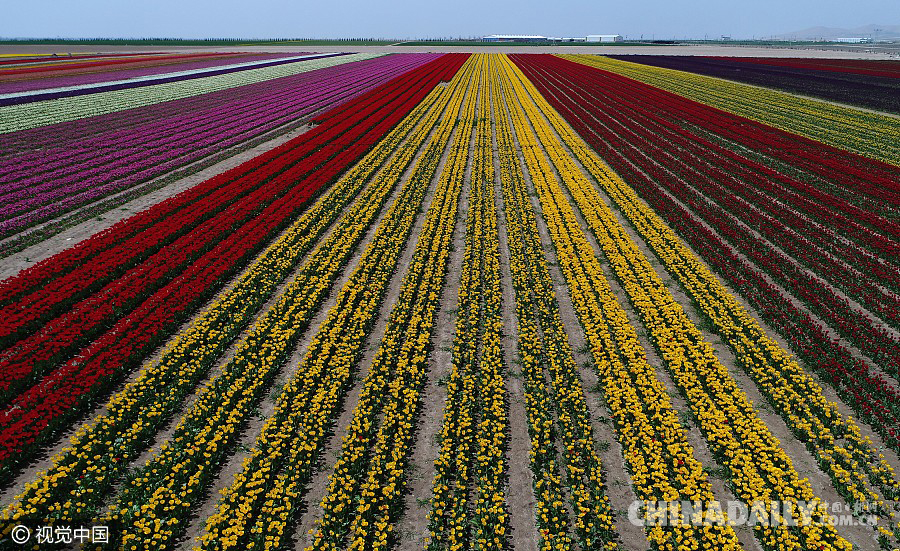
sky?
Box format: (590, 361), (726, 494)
(1, 0), (897, 40)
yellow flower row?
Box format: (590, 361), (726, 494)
(495, 54), (741, 551)
(425, 55), (509, 551)
(492, 54), (618, 551)
(103, 70), (472, 551)
(506, 56), (853, 551)
(0, 63), (447, 533)
(187, 57), (479, 551)
(535, 55), (900, 550)
(305, 55), (482, 551)
(559, 54), (900, 167)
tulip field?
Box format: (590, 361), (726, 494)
(0, 49), (898, 551)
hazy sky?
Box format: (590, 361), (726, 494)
(2, 0), (897, 40)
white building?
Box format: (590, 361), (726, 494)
(833, 37), (873, 43)
(586, 34), (623, 42)
(482, 34), (549, 43)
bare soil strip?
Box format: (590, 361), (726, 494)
(487, 85), (543, 551)
(393, 119), (474, 551)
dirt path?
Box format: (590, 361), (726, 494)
(490, 100), (541, 551)
(393, 106), (474, 551)
(0, 121), (313, 280)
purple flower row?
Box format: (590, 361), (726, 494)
(0, 55), (420, 158)
(0, 55), (420, 189)
(0, 54), (440, 238)
(0, 66), (354, 190)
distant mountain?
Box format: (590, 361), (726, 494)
(773, 24), (900, 41)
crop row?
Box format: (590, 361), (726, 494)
(497, 54), (742, 551)
(561, 55), (900, 166)
(0, 60), (423, 345)
(0, 55), (419, 188)
(516, 56), (900, 380)
(191, 54), (472, 551)
(0, 63), (417, 396)
(0, 54), (436, 240)
(0, 54), (373, 169)
(426, 56), (509, 551)
(301, 55), (477, 551)
(710, 57), (900, 79)
(514, 54), (900, 547)
(0, 53), (339, 107)
(0, 52), (235, 77)
(0, 54), (470, 549)
(0, 51), (155, 67)
(493, 55), (620, 551)
(509, 55), (861, 550)
(104, 57), (471, 551)
(0, 54), (441, 370)
(519, 54), (900, 449)
(608, 55), (900, 114)
(562, 58), (900, 214)
(0, 53), (285, 93)
(0, 55), (466, 484)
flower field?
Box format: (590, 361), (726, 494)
(0, 50), (898, 551)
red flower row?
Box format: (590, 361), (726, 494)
(0, 54), (469, 479)
(0, 54), (455, 397)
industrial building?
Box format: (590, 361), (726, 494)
(483, 34), (622, 43)
(481, 34), (549, 43)
(833, 37), (873, 43)
(586, 34), (623, 42)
